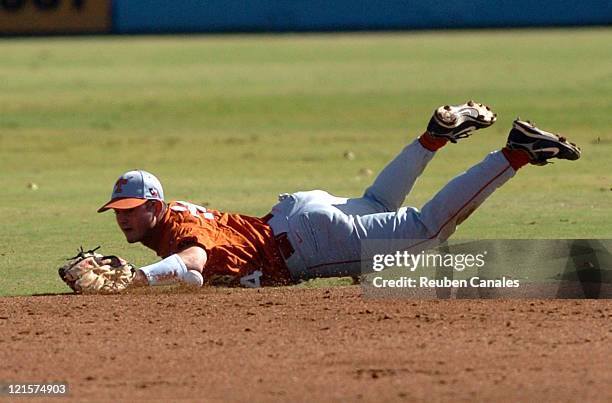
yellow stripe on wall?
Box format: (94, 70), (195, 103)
(0, 0), (110, 34)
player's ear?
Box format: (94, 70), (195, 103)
(152, 200), (164, 216)
(144, 200), (156, 212)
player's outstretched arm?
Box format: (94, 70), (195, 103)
(177, 246), (208, 271)
(132, 246), (206, 287)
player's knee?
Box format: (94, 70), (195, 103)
(413, 210), (454, 243)
(363, 190), (395, 212)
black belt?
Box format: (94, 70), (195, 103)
(262, 213), (295, 260)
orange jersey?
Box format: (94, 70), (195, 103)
(141, 201), (292, 286)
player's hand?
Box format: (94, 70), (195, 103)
(131, 270), (149, 286)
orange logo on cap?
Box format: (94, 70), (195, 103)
(114, 178), (129, 194)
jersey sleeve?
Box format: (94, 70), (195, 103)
(172, 223), (216, 253)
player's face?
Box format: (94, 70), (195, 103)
(114, 204), (156, 243)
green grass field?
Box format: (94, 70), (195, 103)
(0, 28), (610, 296)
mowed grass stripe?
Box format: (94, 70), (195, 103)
(0, 28), (610, 295)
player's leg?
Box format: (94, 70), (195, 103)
(288, 119), (580, 280)
(341, 101), (497, 215)
(285, 149), (510, 279)
(306, 150), (517, 279)
(360, 118), (582, 254)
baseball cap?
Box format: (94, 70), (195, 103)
(97, 170), (165, 213)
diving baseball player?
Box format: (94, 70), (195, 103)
(95, 101), (581, 289)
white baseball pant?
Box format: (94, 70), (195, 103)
(266, 138), (516, 280)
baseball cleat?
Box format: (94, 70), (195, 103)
(426, 100), (497, 143)
(506, 119), (581, 165)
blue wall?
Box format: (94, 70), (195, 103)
(113, 0), (612, 33)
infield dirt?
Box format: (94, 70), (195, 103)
(1, 286), (610, 402)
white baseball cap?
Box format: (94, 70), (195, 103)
(97, 170), (164, 213)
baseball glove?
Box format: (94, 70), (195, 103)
(59, 247), (135, 294)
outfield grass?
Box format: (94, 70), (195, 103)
(0, 29), (610, 296)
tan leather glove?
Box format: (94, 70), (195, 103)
(59, 247), (135, 294)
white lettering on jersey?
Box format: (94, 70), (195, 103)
(239, 270), (262, 288)
(171, 201), (215, 220)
